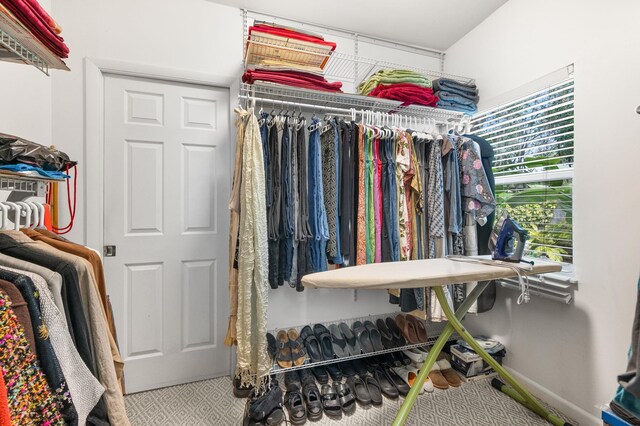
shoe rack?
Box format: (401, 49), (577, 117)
(269, 312), (457, 373)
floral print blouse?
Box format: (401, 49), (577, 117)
(456, 136), (496, 223)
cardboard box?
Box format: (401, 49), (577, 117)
(450, 344), (504, 378)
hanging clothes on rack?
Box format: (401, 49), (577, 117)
(234, 107), (270, 391)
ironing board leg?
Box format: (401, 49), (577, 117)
(392, 282), (490, 426)
(432, 286), (568, 426)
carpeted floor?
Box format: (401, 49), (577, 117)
(125, 375), (574, 425)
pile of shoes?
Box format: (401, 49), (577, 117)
(242, 377), (284, 426)
(270, 314), (429, 369)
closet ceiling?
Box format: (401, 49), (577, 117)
(209, 0), (507, 50)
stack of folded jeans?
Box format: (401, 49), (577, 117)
(434, 78), (479, 114)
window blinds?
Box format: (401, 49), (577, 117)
(471, 77), (574, 264)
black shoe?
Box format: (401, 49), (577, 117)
(352, 321), (374, 353)
(321, 383), (342, 419)
(312, 366), (329, 385)
(284, 370), (301, 392)
(364, 321), (385, 352)
(383, 352), (401, 368)
(365, 375), (383, 406)
(376, 318), (395, 349)
(374, 368), (398, 399)
(234, 376), (254, 398)
(347, 376), (372, 407)
(266, 333), (277, 361)
(397, 351), (412, 366)
(385, 317), (407, 347)
(301, 325), (324, 363)
(384, 367), (411, 397)
(390, 352), (405, 367)
(246, 380), (284, 424)
(300, 369), (323, 421)
(363, 356), (379, 373)
(313, 324), (336, 360)
(284, 390), (307, 426)
(352, 358), (368, 377)
(339, 361), (356, 377)
(327, 363), (343, 382)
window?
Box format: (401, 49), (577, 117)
(471, 74), (574, 264)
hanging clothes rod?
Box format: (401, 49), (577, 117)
(238, 95), (355, 116)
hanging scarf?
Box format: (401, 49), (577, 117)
(235, 108), (270, 390)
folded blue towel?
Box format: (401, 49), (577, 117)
(0, 164), (71, 179)
(436, 100), (478, 115)
(436, 91), (478, 107)
(434, 78), (478, 98)
(436, 85), (479, 103)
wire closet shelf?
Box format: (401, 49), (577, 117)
(268, 312), (457, 373)
(245, 34), (474, 86)
(243, 33), (475, 123)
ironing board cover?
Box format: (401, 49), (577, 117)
(301, 257), (561, 290)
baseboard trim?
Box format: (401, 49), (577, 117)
(504, 367), (600, 426)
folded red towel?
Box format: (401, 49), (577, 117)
(0, 0), (68, 57)
(249, 24), (337, 50)
(243, 69), (343, 93)
(369, 83), (439, 107)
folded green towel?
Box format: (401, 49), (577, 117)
(358, 69), (432, 95)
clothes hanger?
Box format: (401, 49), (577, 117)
(16, 201), (32, 228)
(26, 201), (39, 229)
(0, 203), (7, 230)
(3, 202), (21, 230)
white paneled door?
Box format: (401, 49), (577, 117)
(103, 74), (231, 393)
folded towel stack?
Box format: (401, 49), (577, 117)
(368, 83), (438, 107)
(434, 78), (479, 114)
(245, 23), (343, 92)
(358, 70), (436, 107)
(242, 69), (343, 93)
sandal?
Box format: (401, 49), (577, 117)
(365, 375), (383, 406)
(364, 320), (385, 352)
(375, 318), (395, 349)
(275, 330), (293, 368)
(339, 322), (362, 356)
(300, 370), (323, 421)
(321, 384), (342, 419)
(300, 325), (323, 362)
(407, 315), (428, 342)
(284, 390), (307, 426)
(385, 317), (407, 347)
(329, 323), (349, 358)
(385, 367), (411, 396)
(287, 329), (307, 366)
(352, 321), (374, 353)
(395, 314), (419, 344)
(313, 324), (335, 360)
(347, 376), (371, 407)
(336, 382), (357, 415)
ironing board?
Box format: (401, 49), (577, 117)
(302, 257), (571, 426)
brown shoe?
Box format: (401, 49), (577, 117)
(395, 314), (419, 344)
(406, 315), (428, 342)
(276, 330), (293, 368)
(287, 328), (307, 366)
(437, 359), (462, 387)
(428, 363), (449, 389)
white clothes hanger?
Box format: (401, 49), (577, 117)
(15, 201), (31, 228)
(0, 204), (6, 230)
(3, 202), (21, 230)
(27, 201), (39, 228)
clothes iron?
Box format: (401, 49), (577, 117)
(489, 212), (529, 263)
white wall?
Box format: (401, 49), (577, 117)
(0, 0), (52, 144)
(445, 0), (640, 421)
(47, 2), (446, 332)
